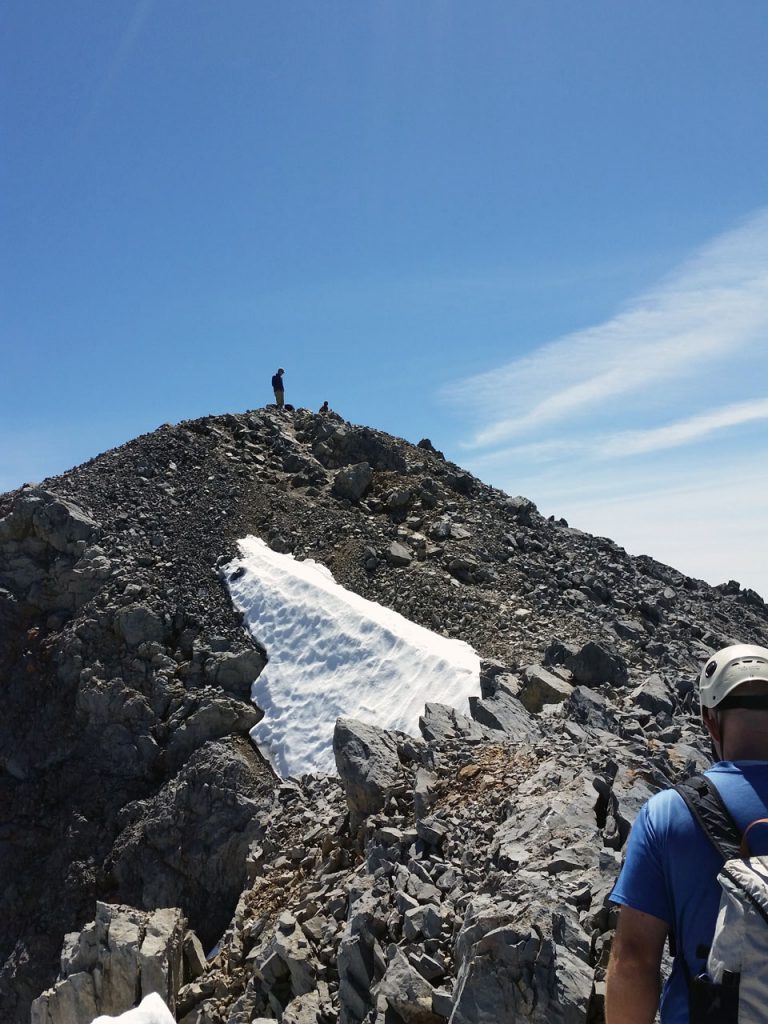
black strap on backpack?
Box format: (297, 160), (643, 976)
(668, 774), (742, 970)
(675, 773), (743, 863)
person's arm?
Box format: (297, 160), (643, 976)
(605, 905), (668, 1024)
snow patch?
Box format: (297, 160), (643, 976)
(225, 536), (481, 776)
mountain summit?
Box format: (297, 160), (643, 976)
(2, 407), (766, 1023)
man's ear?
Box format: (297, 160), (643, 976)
(703, 708), (723, 755)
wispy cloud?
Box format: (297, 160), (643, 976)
(468, 396), (768, 468)
(444, 208), (768, 451)
(75, 0), (155, 142)
(599, 397), (768, 457)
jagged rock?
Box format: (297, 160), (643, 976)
(31, 904), (185, 1024)
(519, 665), (573, 713)
(504, 495), (537, 523)
(333, 718), (406, 830)
(447, 556), (477, 583)
(413, 767), (438, 820)
(282, 990), (323, 1024)
(337, 933), (373, 1024)
(419, 703), (491, 743)
(204, 648), (267, 699)
(387, 488), (413, 516)
(469, 691), (539, 741)
(451, 900), (592, 1024)
(114, 604), (167, 647)
(632, 673), (674, 717)
(109, 740), (271, 948)
(548, 638), (581, 671)
(249, 911), (316, 1015)
(377, 946), (440, 1024)
(565, 641), (629, 688)
(165, 691), (263, 766)
(565, 685), (621, 736)
(403, 904), (443, 941)
(332, 463), (373, 502)
(180, 935), (206, 988)
(387, 541), (413, 567)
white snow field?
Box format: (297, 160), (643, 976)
(91, 993), (176, 1024)
(225, 536), (481, 777)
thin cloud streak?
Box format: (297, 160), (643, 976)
(444, 208), (768, 450)
(600, 397), (768, 456)
(468, 397), (768, 467)
(75, 0), (155, 143)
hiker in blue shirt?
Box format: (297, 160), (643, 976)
(272, 367), (285, 408)
(606, 644), (768, 1024)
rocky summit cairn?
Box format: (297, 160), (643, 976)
(1, 406), (766, 1023)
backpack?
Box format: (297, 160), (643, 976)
(675, 774), (768, 1023)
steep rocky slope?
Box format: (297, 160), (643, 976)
(1, 406), (766, 1023)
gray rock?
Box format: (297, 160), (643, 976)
(388, 541), (413, 567)
(182, 931), (206, 981)
(469, 691), (539, 741)
(31, 493), (99, 555)
(377, 945), (440, 1024)
(282, 990), (323, 1024)
(31, 903), (185, 1024)
(109, 740), (271, 950)
(565, 641), (629, 688)
(447, 556), (477, 583)
(165, 691), (263, 766)
(403, 904), (443, 941)
(632, 673), (674, 717)
(337, 933), (373, 1024)
(519, 665), (573, 713)
(387, 488), (413, 515)
(419, 703), (492, 744)
(332, 463), (374, 502)
(614, 618), (646, 642)
(114, 604), (167, 647)
(414, 767), (438, 820)
(205, 647), (266, 698)
(564, 685), (621, 736)
(333, 718), (406, 830)
(451, 903), (591, 1024)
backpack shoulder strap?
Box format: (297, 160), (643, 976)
(675, 772), (742, 862)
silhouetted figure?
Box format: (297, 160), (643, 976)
(319, 400), (329, 413)
(272, 367), (285, 408)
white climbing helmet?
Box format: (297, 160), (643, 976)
(699, 644), (768, 715)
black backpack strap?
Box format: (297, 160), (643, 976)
(669, 774), (743, 975)
(675, 773), (743, 862)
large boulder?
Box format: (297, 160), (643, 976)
(30, 903), (185, 1024)
(469, 691), (539, 742)
(419, 703), (492, 744)
(565, 641), (628, 689)
(108, 739), (272, 947)
(631, 673), (674, 717)
(204, 647), (267, 699)
(376, 946), (440, 1024)
(333, 719), (406, 831)
(450, 899), (592, 1024)
(519, 665), (573, 714)
(332, 463), (374, 502)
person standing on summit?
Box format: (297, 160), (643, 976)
(271, 367), (285, 408)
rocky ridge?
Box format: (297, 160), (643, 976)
(1, 406), (766, 1023)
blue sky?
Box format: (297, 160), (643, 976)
(2, 2), (767, 597)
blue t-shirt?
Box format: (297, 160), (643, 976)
(611, 762), (768, 1024)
